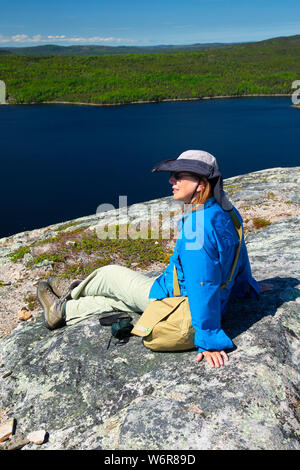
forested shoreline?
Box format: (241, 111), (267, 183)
(0, 35), (299, 105)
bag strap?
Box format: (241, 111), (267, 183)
(173, 265), (181, 297)
(99, 311), (132, 326)
(220, 210), (242, 289)
(173, 209), (243, 294)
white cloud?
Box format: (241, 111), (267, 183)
(0, 34), (43, 43)
(11, 34), (30, 42)
(0, 33), (138, 45)
(47, 35), (66, 39)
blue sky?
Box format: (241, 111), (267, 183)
(1, 0), (300, 47)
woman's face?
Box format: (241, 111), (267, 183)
(169, 172), (203, 203)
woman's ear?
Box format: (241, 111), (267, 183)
(196, 178), (207, 193)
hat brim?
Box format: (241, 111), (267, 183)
(152, 158), (217, 179)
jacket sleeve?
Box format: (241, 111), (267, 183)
(179, 218), (234, 353)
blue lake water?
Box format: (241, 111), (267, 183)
(0, 97), (299, 238)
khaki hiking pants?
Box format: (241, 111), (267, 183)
(65, 264), (157, 326)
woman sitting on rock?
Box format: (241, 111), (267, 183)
(37, 150), (263, 368)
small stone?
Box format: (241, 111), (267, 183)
(2, 370), (12, 379)
(0, 435), (29, 450)
(27, 430), (47, 445)
(18, 307), (32, 321)
(113, 357), (128, 364)
(0, 418), (15, 442)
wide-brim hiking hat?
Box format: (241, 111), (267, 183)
(152, 149), (233, 211)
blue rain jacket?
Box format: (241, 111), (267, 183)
(149, 197), (260, 353)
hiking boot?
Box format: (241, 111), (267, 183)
(47, 276), (80, 299)
(37, 281), (67, 330)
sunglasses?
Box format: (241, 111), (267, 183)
(170, 172), (198, 180)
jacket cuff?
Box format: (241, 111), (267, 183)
(195, 328), (234, 352)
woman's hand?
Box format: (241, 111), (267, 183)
(196, 350), (229, 368)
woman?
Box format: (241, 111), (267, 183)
(37, 150), (262, 369)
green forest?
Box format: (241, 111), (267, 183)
(0, 35), (300, 105)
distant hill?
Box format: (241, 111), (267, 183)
(0, 34), (299, 105)
(0, 42), (235, 56)
(0, 34), (300, 57)
(256, 34), (300, 46)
